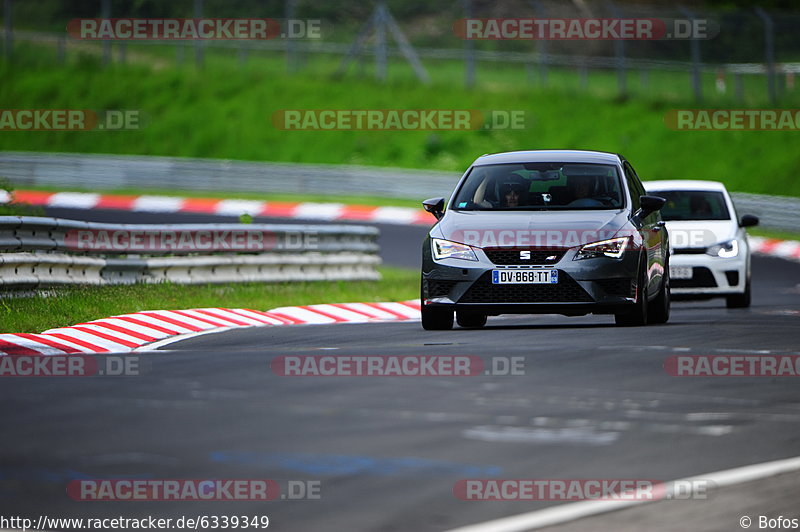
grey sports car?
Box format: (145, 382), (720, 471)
(420, 150), (670, 329)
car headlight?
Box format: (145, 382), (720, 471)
(706, 239), (738, 258)
(431, 238), (478, 261)
(574, 237), (629, 260)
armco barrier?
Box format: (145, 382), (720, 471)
(0, 216), (381, 287)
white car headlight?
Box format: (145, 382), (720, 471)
(432, 238), (478, 261)
(574, 237), (629, 260)
(707, 239), (738, 258)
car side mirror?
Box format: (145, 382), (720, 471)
(637, 195), (666, 219)
(422, 197), (445, 220)
(740, 214), (759, 227)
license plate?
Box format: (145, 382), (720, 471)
(670, 266), (693, 279)
(492, 269), (558, 284)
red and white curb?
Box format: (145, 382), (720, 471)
(749, 236), (800, 262)
(7, 190), (432, 226)
(0, 300), (421, 356)
(6, 190), (800, 261)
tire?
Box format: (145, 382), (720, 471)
(456, 312), (487, 328)
(726, 276), (751, 309)
(615, 258), (649, 327)
(421, 306), (454, 330)
(648, 261), (671, 324)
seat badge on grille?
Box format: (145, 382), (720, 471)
(520, 250), (530, 260)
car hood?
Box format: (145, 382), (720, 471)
(664, 220), (738, 249)
(432, 210), (631, 248)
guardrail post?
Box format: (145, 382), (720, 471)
(285, 0), (297, 73)
(530, 0), (548, 87)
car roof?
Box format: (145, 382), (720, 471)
(472, 150), (622, 166)
(644, 180), (729, 192)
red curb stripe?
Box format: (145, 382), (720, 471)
(0, 338), (47, 355)
(298, 306), (348, 323)
(260, 202), (299, 217)
(46, 333), (109, 353)
(329, 303), (383, 319)
(14, 333), (84, 354)
(83, 321), (158, 342)
(262, 312), (306, 325)
(192, 309), (251, 327)
(112, 316), (181, 336)
(95, 194), (138, 210)
(69, 326), (140, 349)
(11, 190), (54, 205)
(225, 308), (283, 324)
(139, 312), (204, 332)
(337, 205), (379, 221)
(179, 198), (223, 214)
(361, 302), (410, 320)
(170, 310), (232, 328)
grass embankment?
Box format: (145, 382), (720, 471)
(2, 41), (800, 196)
(0, 266), (419, 333)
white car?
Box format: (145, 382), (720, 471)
(644, 180), (758, 308)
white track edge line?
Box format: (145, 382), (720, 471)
(444, 454), (800, 532)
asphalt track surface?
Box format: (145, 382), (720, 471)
(1, 207), (799, 531)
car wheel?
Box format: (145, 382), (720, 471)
(647, 262), (671, 324)
(615, 259), (648, 327)
(421, 305), (454, 330)
(726, 275), (751, 309)
(456, 312), (487, 328)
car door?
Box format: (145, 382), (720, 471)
(623, 161), (665, 296)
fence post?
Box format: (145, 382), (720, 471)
(606, 0), (626, 97)
(755, 7), (776, 105)
(530, 0), (548, 86)
(462, 0), (475, 88)
(680, 6), (703, 103)
(101, 0), (111, 66)
(285, 0), (296, 73)
(3, 0), (11, 61)
(375, 1), (387, 81)
(194, 0), (204, 69)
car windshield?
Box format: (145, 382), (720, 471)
(451, 162), (624, 211)
(656, 190), (731, 221)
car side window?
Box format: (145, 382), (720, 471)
(622, 162), (642, 211)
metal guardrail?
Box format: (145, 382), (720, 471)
(0, 151), (460, 200)
(2, 152), (798, 232)
(0, 216), (381, 287)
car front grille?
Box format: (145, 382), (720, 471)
(672, 267), (717, 288)
(483, 248), (567, 265)
(673, 247), (707, 255)
(459, 271), (592, 303)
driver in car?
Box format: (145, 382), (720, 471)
(567, 175), (603, 207)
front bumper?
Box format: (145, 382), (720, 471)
(422, 243), (641, 316)
(669, 251), (747, 296)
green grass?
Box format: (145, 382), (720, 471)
(0, 266), (419, 333)
(3, 41), (800, 197)
(748, 227), (800, 242)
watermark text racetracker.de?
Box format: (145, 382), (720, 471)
(1, 514), (271, 530)
(67, 18), (324, 40)
(453, 18), (718, 40)
(272, 109), (526, 130)
(271, 355), (525, 377)
(0, 355), (140, 377)
(0, 109), (142, 131)
(67, 479), (321, 501)
(65, 228), (318, 253)
(454, 478), (715, 500)
(665, 355), (800, 377)
(665, 109), (800, 131)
